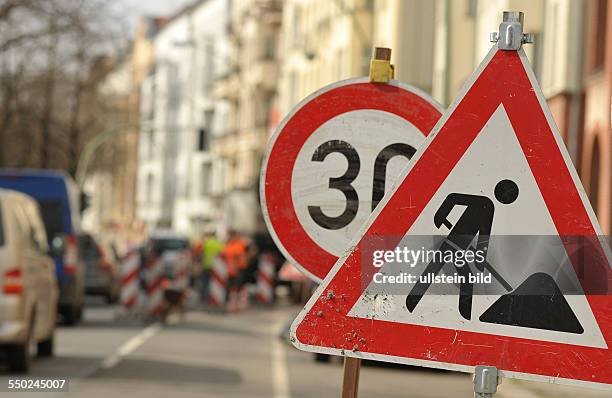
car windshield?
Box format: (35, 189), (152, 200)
(152, 238), (188, 254)
(78, 234), (100, 261)
(38, 200), (64, 241)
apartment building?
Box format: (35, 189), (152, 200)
(373, 0), (435, 93)
(423, 0), (610, 233)
(428, 0), (544, 106)
(84, 17), (165, 243)
(581, 0), (611, 233)
(212, 0), (282, 235)
(137, 0), (230, 235)
(277, 0), (374, 117)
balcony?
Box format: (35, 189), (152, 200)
(213, 73), (240, 101)
(250, 59), (279, 91)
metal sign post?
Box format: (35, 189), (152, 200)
(473, 11), (533, 398)
(340, 46), (395, 398)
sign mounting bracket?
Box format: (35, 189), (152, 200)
(490, 11), (534, 50)
(474, 366), (501, 398)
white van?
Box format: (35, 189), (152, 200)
(0, 189), (58, 372)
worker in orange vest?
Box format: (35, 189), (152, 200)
(223, 230), (249, 312)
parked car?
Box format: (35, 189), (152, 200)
(79, 233), (119, 303)
(0, 170), (84, 325)
(0, 189), (58, 372)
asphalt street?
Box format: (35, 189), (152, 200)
(0, 299), (609, 398)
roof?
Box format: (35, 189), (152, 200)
(0, 168), (74, 182)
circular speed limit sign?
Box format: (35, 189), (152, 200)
(261, 78), (443, 281)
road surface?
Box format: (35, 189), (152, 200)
(0, 300), (609, 397)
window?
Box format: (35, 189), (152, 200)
(203, 40), (215, 93)
(593, 0), (608, 71)
(264, 36), (276, 60)
(201, 163), (212, 196)
(589, 136), (601, 215)
(146, 173), (154, 203)
(361, 44), (371, 76)
(38, 200), (64, 241)
(466, 0), (477, 17)
(197, 128), (209, 151)
(148, 129), (154, 158)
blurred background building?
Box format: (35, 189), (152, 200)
(4, 0), (607, 240)
(136, 0), (230, 236)
(212, 0), (282, 236)
(137, 0), (610, 238)
(278, 0), (374, 116)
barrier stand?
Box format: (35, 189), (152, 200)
(174, 250), (191, 291)
(119, 250), (140, 314)
(146, 255), (164, 318)
(209, 256), (228, 309)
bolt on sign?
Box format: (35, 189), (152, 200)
(290, 44), (612, 390)
(260, 78), (443, 282)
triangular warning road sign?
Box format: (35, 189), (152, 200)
(291, 47), (612, 390)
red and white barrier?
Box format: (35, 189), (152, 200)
(145, 256), (164, 317)
(120, 251), (140, 309)
(256, 254), (275, 304)
(174, 256), (191, 292)
(209, 256), (227, 307)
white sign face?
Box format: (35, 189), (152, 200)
(349, 105), (606, 349)
(292, 109), (424, 256)
(261, 78), (443, 281)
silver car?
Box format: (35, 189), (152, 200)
(0, 190), (58, 372)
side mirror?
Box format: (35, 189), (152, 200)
(50, 235), (67, 257)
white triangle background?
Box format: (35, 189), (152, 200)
(349, 105), (607, 349)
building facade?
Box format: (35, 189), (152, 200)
(423, 0), (610, 233)
(212, 0), (282, 235)
(84, 17), (165, 246)
(580, 0), (611, 234)
(278, 0), (375, 117)
(373, 0), (435, 93)
(137, 0), (231, 236)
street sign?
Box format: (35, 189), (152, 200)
(260, 77), (443, 281)
(291, 46), (612, 390)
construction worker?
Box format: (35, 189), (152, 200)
(223, 230), (249, 312)
(200, 232), (223, 303)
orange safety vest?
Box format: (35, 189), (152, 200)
(223, 238), (248, 277)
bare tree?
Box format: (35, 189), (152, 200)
(0, 0), (126, 175)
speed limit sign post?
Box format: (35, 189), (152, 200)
(261, 47), (443, 398)
(341, 47), (393, 398)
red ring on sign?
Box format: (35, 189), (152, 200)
(262, 80), (442, 281)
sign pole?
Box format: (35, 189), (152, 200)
(341, 357), (361, 398)
(339, 46), (396, 398)
(471, 11), (533, 398)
